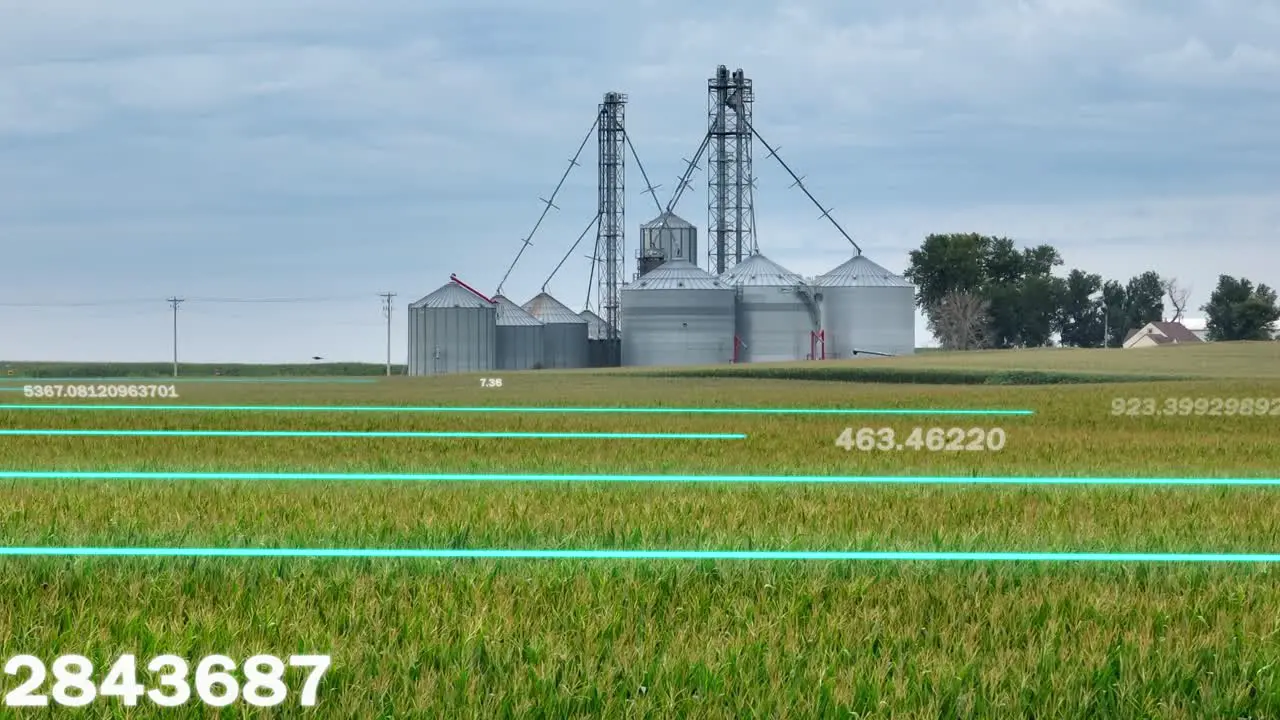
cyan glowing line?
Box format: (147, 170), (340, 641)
(0, 403), (1033, 415)
(0, 546), (1276, 562)
(0, 471), (1276, 485)
(0, 429), (742, 440)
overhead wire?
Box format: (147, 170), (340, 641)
(495, 116), (600, 295)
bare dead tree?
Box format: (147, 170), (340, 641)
(1163, 278), (1191, 322)
(928, 290), (991, 350)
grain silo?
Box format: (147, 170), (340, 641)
(407, 281), (496, 375)
(637, 212), (697, 277)
(720, 253), (820, 362)
(493, 294), (544, 370)
(812, 254), (915, 357)
(621, 259), (735, 366)
(580, 309), (620, 367)
(523, 293), (588, 368)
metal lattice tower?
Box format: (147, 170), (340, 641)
(596, 92), (626, 340)
(708, 66), (755, 274)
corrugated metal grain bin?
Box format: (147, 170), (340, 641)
(407, 281), (496, 375)
(522, 292), (588, 368)
(719, 253), (819, 362)
(621, 259), (734, 366)
(580, 309), (620, 367)
(494, 294), (544, 370)
(811, 254), (915, 357)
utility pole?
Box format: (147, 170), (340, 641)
(380, 292), (395, 376)
(167, 297), (184, 377)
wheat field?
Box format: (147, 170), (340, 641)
(1, 345), (1279, 716)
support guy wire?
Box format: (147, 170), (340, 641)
(544, 213), (601, 293)
(625, 131), (666, 217)
(743, 116), (861, 254)
(496, 116), (599, 294)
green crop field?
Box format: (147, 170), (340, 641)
(2, 343), (1280, 716)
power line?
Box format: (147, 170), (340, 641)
(184, 295), (373, 304)
(0, 294), (381, 308)
(0, 299), (157, 308)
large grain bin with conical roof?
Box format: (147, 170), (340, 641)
(812, 254), (915, 357)
(621, 259), (735, 366)
(407, 281), (496, 375)
(719, 253), (820, 362)
(493, 294), (544, 370)
(523, 292), (588, 368)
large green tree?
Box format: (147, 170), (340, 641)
(1101, 280), (1128, 347)
(1018, 274), (1068, 347)
(905, 234), (1068, 348)
(903, 233), (992, 310)
(904, 233), (1172, 349)
(1123, 271), (1165, 333)
(1202, 276), (1280, 341)
(1058, 269), (1104, 347)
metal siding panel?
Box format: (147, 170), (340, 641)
(424, 307), (441, 374)
(849, 287), (914, 355)
(480, 309), (497, 370)
(496, 325), (544, 370)
(453, 309), (469, 372)
(430, 308), (447, 374)
(411, 307), (430, 375)
(407, 309), (417, 375)
(820, 287), (856, 360)
(415, 306), (496, 374)
(543, 325), (561, 368)
(821, 287), (914, 358)
(460, 308), (475, 372)
(736, 285), (817, 362)
(621, 287), (735, 366)
(469, 307), (484, 371)
(422, 304), (432, 371)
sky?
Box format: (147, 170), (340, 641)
(1, 0), (1277, 363)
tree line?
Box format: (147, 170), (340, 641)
(901, 233), (1280, 350)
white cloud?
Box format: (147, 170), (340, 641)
(0, 0), (1277, 360)
(1133, 37), (1280, 86)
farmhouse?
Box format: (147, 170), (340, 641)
(1122, 321), (1205, 349)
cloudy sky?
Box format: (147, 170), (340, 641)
(2, 0), (1277, 362)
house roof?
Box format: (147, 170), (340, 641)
(1150, 321), (1203, 343)
(1125, 321), (1203, 345)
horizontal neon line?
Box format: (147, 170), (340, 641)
(0, 547), (1275, 562)
(0, 429), (741, 440)
(0, 471), (1276, 485)
(0, 403), (1033, 415)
